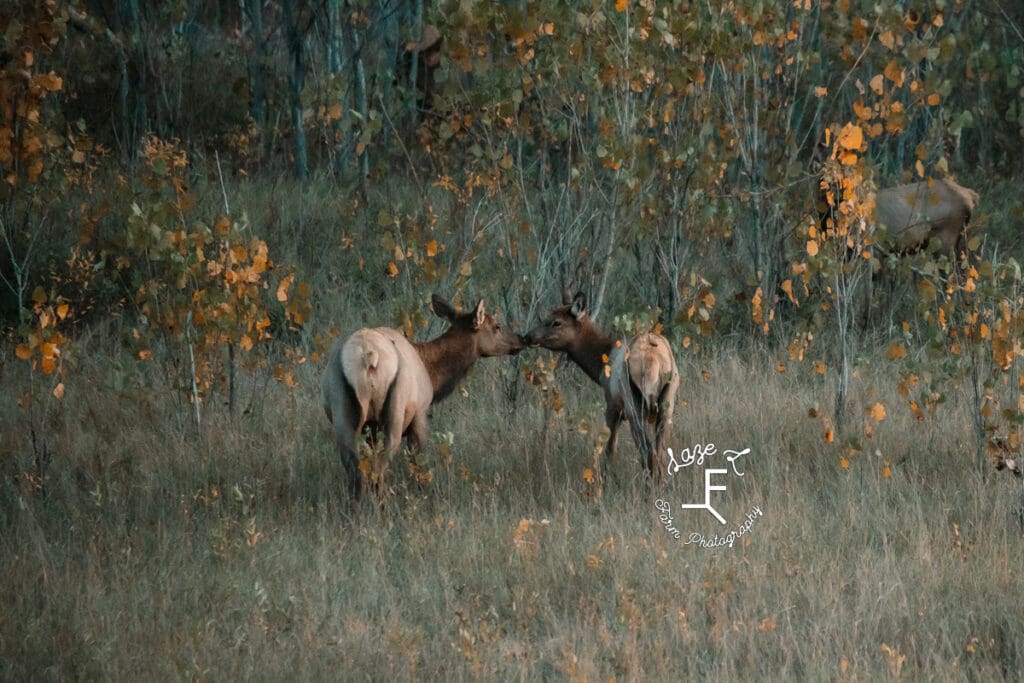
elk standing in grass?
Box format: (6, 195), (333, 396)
(526, 292), (680, 480)
(874, 177), (980, 256)
(322, 294), (524, 499)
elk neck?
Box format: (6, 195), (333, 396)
(565, 320), (617, 386)
(414, 328), (478, 401)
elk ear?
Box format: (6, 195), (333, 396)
(473, 300), (486, 329)
(569, 291), (587, 320)
(431, 294), (457, 321)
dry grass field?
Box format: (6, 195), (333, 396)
(3, 333), (1022, 680)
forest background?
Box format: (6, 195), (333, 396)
(3, 0), (1024, 678)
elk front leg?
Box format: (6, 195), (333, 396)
(603, 406), (622, 473)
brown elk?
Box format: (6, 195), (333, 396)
(874, 177), (980, 255)
(321, 294), (524, 498)
(525, 292), (680, 479)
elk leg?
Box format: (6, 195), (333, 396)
(335, 420), (363, 500)
(625, 411), (654, 478)
(603, 406), (622, 471)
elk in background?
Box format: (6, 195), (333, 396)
(322, 294), (524, 499)
(526, 291), (680, 480)
(874, 177), (980, 256)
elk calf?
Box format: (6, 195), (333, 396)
(526, 292), (680, 479)
(321, 294), (524, 498)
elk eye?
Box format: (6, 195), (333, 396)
(552, 320), (561, 327)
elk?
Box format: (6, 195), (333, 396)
(321, 294), (524, 498)
(873, 177), (980, 255)
(525, 291), (680, 479)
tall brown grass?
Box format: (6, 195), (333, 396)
(2, 332), (1021, 680)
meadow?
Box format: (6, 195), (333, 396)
(3, 301), (1022, 680)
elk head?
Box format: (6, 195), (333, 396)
(430, 294), (524, 356)
(525, 291), (590, 350)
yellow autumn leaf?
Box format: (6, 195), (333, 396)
(880, 59), (905, 87)
(780, 279), (797, 304)
(869, 74), (885, 95)
(806, 240), (819, 257)
(837, 123), (864, 150)
(16, 344), (33, 360)
(425, 239), (438, 257)
(239, 334), (253, 351)
(839, 455), (848, 468)
(583, 468), (595, 484)
(869, 402), (887, 421)
(915, 159), (925, 178)
(881, 464), (892, 478)
(814, 86), (827, 97)
(386, 261), (399, 277)
(277, 273), (295, 302)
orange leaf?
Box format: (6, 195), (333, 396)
(839, 455), (849, 468)
(869, 74), (885, 95)
(277, 273), (295, 302)
(16, 344), (33, 360)
(583, 468), (595, 484)
(806, 240), (819, 257)
(881, 465), (892, 478)
(425, 239), (438, 257)
(385, 261), (399, 277)
(53, 383), (65, 400)
(239, 334), (253, 352)
(880, 60), (905, 87)
(885, 344), (907, 360)
(614, 0), (627, 11)
(780, 279), (798, 305)
(869, 402), (887, 421)
(837, 123), (863, 150)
